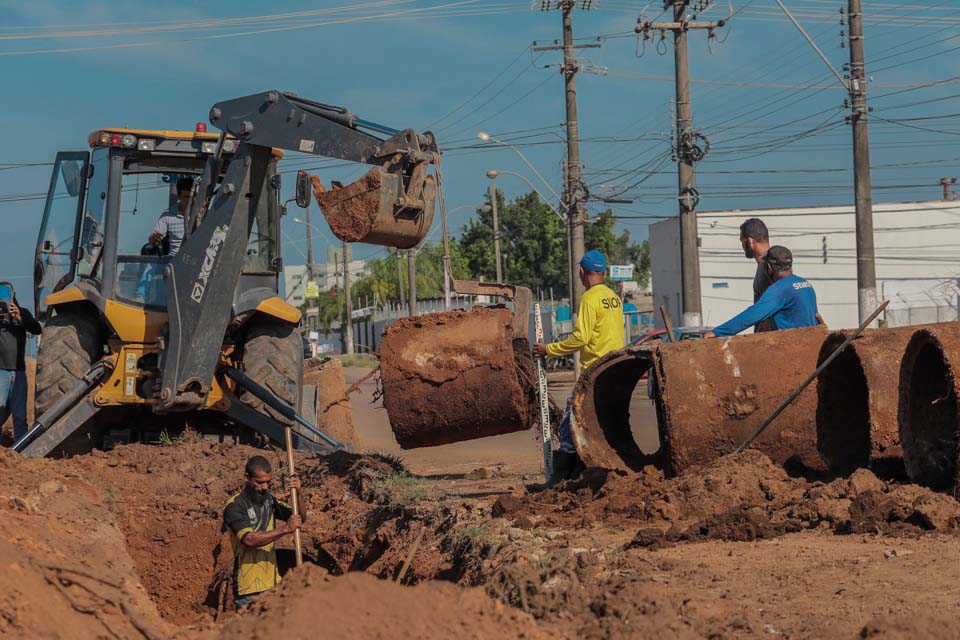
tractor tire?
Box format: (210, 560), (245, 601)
(35, 312), (104, 415)
(241, 322), (303, 425)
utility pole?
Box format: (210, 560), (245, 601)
(342, 242), (354, 355)
(773, 0), (878, 325)
(487, 171), (503, 282)
(396, 249), (406, 311)
(941, 177), (957, 202)
(847, 0), (877, 326)
(637, 2), (724, 327)
(303, 204), (316, 332)
(561, 2), (586, 308)
(408, 248), (418, 316)
(533, 0), (597, 313)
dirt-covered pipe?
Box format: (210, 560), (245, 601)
(815, 326), (933, 478)
(898, 325), (960, 495)
(653, 327), (829, 476)
(379, 307), (535, 448)
(570, 347), (659, 473)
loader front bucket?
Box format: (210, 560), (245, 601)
(312, 164), (436, 249)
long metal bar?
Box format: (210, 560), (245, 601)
(284, 426), (304, 567)
(221, 366), (342, 448)
(734, 300), (889, 454)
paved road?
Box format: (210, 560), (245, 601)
(343, 366), (660, 477)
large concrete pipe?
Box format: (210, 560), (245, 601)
(898, 325), (960, 495)
(653, 327), (829, 475)
(379, 307), (535, 448)
(569, 347), (660, 473)
(814, 326), (952, 478)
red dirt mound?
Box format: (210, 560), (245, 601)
(215, 567), (553, 640)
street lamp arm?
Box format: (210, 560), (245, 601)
(489, 171), (563, 219)
(477, 132), (562, 204)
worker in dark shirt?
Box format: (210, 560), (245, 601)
(0, 290), (42, 442)
(709, 246), (820, 337)
(223, 455), (306, 608)
(740, 217), (775, 333)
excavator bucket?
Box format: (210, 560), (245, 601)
(312, 161), (436, 250)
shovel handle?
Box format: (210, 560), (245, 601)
(284, 426), (303, 567)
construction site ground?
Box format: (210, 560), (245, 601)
(3, 365), (959, 639)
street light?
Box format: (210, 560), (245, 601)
(476, 132), (562, 204)
(485, 170), (563, 219)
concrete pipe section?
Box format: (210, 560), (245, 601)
(379, 307), (535, 449)
(898, 324), (960, 495)
(814, 326), (937, 478)
(570, 347), (660, 473)
(570, 327), (828, 476)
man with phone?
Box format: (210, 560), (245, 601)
(0, 285), (42, 443)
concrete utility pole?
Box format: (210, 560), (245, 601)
(303, 205), (316, 332)
(533, 1), (598, 311)
(847, 0), (877, 326)
(637, 2), (724, 327)
(342, 242), (354, 355)
(941, 177), (957, 202)
(408, 248), (418, 316)
(396, 249), (406, 311)
(561, 2), (587, 308)
(487, 171), (503, 282)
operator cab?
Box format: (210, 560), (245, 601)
(35, 125), (283, 317)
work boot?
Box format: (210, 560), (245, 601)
(552, 450), (583, 483)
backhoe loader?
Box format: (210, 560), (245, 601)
(18, 90), (437, 457)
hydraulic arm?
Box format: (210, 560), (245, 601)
(158, 90), (437, 412)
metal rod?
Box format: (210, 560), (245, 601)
(734, 300), (889, 454)
(660, 305), (676, 343)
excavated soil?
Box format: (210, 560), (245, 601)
(4, 441), (960, 639)
(312, 171), (380, 243)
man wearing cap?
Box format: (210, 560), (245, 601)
(709, 245), (820, 338)
(534, 250), (625, 481)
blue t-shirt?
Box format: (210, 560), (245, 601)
(713, 274), (819, 337)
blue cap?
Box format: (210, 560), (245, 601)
(579, 250), (607, 273)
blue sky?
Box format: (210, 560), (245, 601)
(1, 0), (958, 304)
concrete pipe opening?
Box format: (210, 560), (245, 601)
(571, 348), (660, 473)
(899, 331), (959, 493)
(816, 334), (871, 476)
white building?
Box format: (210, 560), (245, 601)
(283, 245), (371, 307)
(650, 200), (960, 330)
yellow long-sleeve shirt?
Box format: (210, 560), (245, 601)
(546, 283), (625, 369)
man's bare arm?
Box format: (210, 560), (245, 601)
(240, 515), (301, 549)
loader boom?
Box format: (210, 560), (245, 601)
(158, 90), (437, 412)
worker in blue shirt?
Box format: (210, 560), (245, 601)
(710, 246), (820, 337)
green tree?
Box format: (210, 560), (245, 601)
(584, 210), (651, 288)
(460, 190), (569, 296)
(351, 241), (470, 305)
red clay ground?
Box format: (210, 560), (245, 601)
(2, 365), (959, 639)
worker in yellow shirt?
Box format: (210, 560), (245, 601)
(535, 250), (625, 481)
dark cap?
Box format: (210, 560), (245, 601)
(765, 245), (793, 272)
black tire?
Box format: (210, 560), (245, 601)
(35, 312), (104, 415)
(241, 322), (303, 425)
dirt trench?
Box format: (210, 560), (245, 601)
(6, 439), (960, 640)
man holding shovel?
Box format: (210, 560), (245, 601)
(223, 455), (307, 607)
(534, 250), (625, 481)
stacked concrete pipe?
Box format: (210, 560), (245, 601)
(814, 326), (928, 479)
(897, 323), (960, 496)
